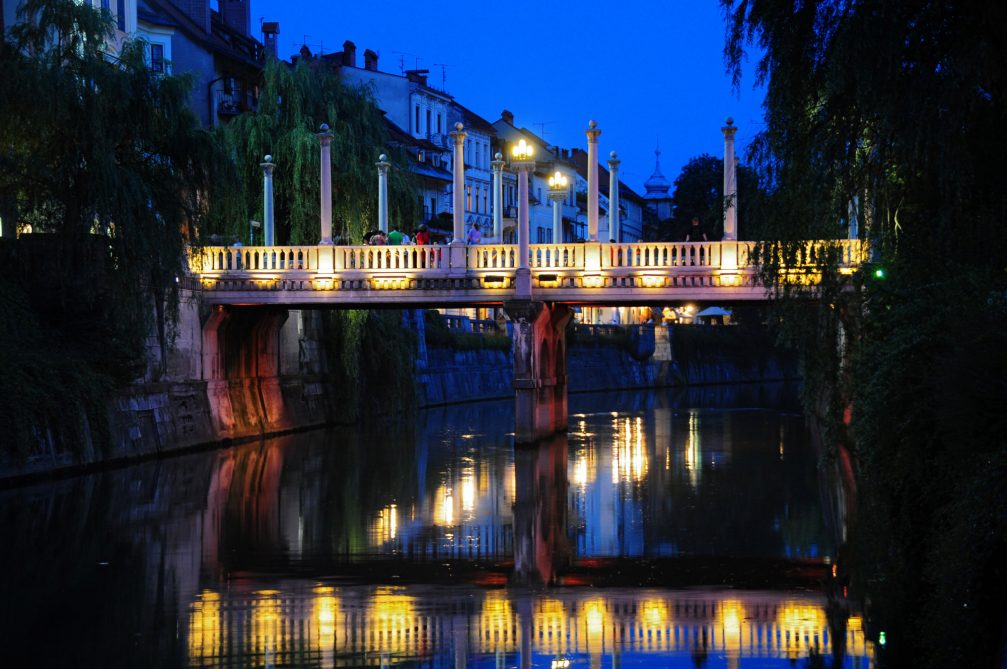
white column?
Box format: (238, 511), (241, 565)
(491, 152), (504, 239)
(586, 120), (602, 241)
(608, 151), (621, 242)
(260, 155), (275, 246)
(514, 160), (534, 299)
(548, 190), (564, 243)
(722, 117), (738, 241)
(848, 194), (859, 240)
(376, 154), (390, 234)
(318, 124), (333, 245)
(450, 122), (467, 243)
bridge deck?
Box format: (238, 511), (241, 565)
(192, 240), (864, 306)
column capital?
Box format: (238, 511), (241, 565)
(450, 121), (467, 145)
(317, 123), (333, 144)
(547, 189), (565, 203)
(376, 153), (391, 175)
(491, 152), (505, 173)
(511, 159), (536, 174)
(607, 150), (620, 171)
(260, 154), (275, 174)
(721, 117), (738, 140)
(585, 119), (602, 143)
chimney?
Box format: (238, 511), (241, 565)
(342, 40), (357, 67)
(364, 48), (378, 71)
(261, 22), (280, 59)
(405, 70), (429, 86)
(501, 109), (514, 125)
(220, 0), (250, 36)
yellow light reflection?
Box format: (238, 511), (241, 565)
(371, 504), (398, 546)
(188, 590), (221, 664)
(368, 587), (417, 654)
(639, 598), (670, 630)
(613, 415), (648, 483)
(461, 469), (476, 516)
(313, 586), (339, 665)
(582, 598), (608, 655)
(434, 483), (455, 527)
(684, 410), (701, 488)
(718, 599), (744, 654)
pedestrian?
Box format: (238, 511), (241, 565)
(415, 224), (430, 245)
(685, 217), (708, 242)
(388, 228), (403, 245)
(466, 222), (481, 245)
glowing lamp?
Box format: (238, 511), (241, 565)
(548, 171), (568, 190)
(512, 138), (534, 160)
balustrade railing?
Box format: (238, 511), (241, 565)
(193, 240), (862, 283)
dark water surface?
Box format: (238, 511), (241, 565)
(0, 385), (874, 667)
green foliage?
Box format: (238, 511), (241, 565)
(205, 58), (419, 244)
(723, 1), (1007, 664)
(422, 310), (511, 351)
(0, 0), (214, 334)
(322, 309), (418, 421)
(661, 154), (766, 241)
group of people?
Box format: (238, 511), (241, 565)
(362, 222), (482, 246)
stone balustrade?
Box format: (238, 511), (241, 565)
(191, 240), (866, 306)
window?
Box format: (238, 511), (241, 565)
(482, 188), (487, 214)
(466, 185), (472, 211)
(425, 109), (431, 136)
(415, 105), (420, 134)
(150, 43), (164, 73)
(116, 0), (125, 30)
(437, 113), (442, 134)
(475, 143), (480, 168)
(466, 139), (471, 164)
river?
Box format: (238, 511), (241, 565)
(0, 384), (873, 667)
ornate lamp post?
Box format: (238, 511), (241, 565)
(511, 138), (535, 299)
(317, 124), (333, 246)
(585, 120), (601, 241)
(547, 170), (568, 244)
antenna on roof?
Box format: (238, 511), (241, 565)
(392, 51), (421, 74)
(533, 121), (555, 139)
(432, 63), (451, 92)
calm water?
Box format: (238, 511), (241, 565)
(0, 385), (873, 668)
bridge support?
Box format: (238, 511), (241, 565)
(201, 306), (291, 436)
(505, 301), (571, 444)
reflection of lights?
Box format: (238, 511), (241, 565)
(434, 484), (455, 526)
(684, 410), (701, 488)
(461, 470), (476, 515)
(371, 504), (398, 545)
(582, 598), (607, 653)
(639, 599), (669, 629)
(188, 590), (221, 662)
(313, 586), (339, 658)
(551, 660), (570, 669)
(574, 456), (589, 488)
(719, 599), (744, 652)
(613, 415), (648, 483)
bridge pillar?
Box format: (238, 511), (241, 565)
(505, 301), (571, 444)
(722, 117), (738, 241)
(201, 306), (291, 436)
(586, 120), (602, 241)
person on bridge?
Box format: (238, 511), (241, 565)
(466, 222), (481, 245)
(415, 224), (430, 245)
(685, 217), (708, 242)
(387, 228), (403, 245)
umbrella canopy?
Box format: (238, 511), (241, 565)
(695, 306), (732, 317)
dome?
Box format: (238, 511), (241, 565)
(643, 147), (671, 198)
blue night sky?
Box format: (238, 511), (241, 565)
(248, 0), (766, 194)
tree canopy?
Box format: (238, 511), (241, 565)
(662, 153), (765, 241)
(204, 57), (419, 245)
(722, 1), (1007, 665)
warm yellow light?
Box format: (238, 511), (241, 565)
(640, 274), (663, 288)
(512, 138), (534, 160)
(548, 170), (567, 189)
(719, 599), (745, 652)
(582, 274), (604, 288)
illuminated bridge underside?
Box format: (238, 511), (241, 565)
(193, 240), (865, 307)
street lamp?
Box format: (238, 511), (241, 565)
(547, 170), (568, 244)
(511, 138), (535, 299)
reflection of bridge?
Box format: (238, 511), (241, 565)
(187, 586), (873, 667)
(193, 240), (866, 306)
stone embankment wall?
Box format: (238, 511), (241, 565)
(1, 300), (796, 482)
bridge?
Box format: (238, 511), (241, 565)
(192, 239), (866, 307)
(189, 118), (864, 445)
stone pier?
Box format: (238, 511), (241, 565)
(504, 301), (572, 444)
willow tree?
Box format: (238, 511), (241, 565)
(206, 57), (419, 244)
(723, 2), (1007, 665)
(0, 0), (214, 370)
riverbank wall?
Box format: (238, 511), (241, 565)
(1, 299), (796, 482)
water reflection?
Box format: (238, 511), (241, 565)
(186, 585), (871, 667)
(0, 384), (870, 667)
